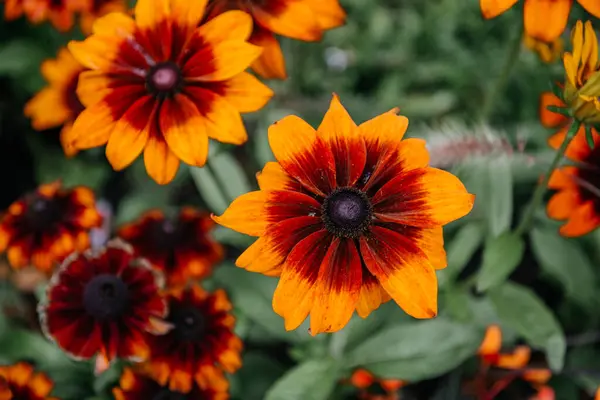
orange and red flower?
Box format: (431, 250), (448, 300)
(118, 208), (223, 285)
(145, 284), (242, 393)
(0, 362), (58, 400)
(350, 369), (405, 400)
(214, 94), (474, 335)
(206, 0), (346, 79)
(24, 48), (85, 157)
(39, 240), (167, 373)
(79, 0), (128, 34)
(480, 0), (600, 42)
(2, 0), (87, 31)
(0, 181), (102, 273)
(66, 0), (273, 185)
(113, 368), (227, 400)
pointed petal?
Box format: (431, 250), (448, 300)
(203, 72), (274, 113)
(524, 0), (571, 42)
(356, 270), (385, 319)
(183, 41), (262, 82)
(170, 0), (208, 30)
(480, 0), (518, 18)
(160, 94), (209, 167)
(253, 1), (322, 41)
(144, 131), (180, 185)
(578, 0), (600, 17)
(373, 168), (475, 228)
(304, 0), (346, 30)
(547, 189), (580, 220)
(268, 115), (336, 196)
(92, 12), (136, 36)
(273, 230), (332, 330)
(249, 28), (287, 79)
(559, 201), (600, 237)
(310, 238), (361, 335)
(198, 10), (253, 43)
(539, 92), (568, 128)
(548, 166), (578, 190)
(318, 94), (366, 187)
(69, 103), (115, 149)
(358, 108), (408, 149)
(134, 0), (170, 30)
(360, 226), (438, 319)
(257, 162), (303, 192)
(105, 96), (154, 170)
(547, 124), (595, 162)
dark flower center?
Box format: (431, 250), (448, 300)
(153, 389), (187, 400)
(25, 196), (62, 231)
(322, 187), (372, 238)
(147, 62), (183, 96)
(83, 274), (130, 320)
(170, 306), (206, 341)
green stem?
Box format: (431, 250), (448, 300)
(514, 121), (581, 235)
(479, 28), (523, 122)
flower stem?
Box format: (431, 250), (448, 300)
(514, 121), (581, 235)
(479, 28), (523, 122)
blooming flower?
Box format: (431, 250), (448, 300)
(349, 369), (405, 400)
(38, 240), (168, 373)
(113, 368), (227, 400)
(214, 94), (474, 334)
(117, 208), (223, 285)
(66, 0), (273, 185)
(79, 0), (128, 34)
(205, 0), (346, 79)
(144, 284), (242, 393)
(0, 181), (102, 273)
(2, 0), (87, 31)
(24, 48), (85, 157)
(0, 362), (58, 400)
(480, 0), (600, 42)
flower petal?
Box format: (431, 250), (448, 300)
(134, 0), (170, 30)
(252, 0), (322, 41)
(69, 103), (116, 149)
(318, 94), (366, 187)
(143, 130), (180, 185)
(547, 189), (581, 220)
(182, 40), (262, 82)
(202, 72), (274, 113)
(273, 230), (332, 330)
(249, 28), (287, 79)
(310, 238), (361, 335)
(184, 87), (248, 145)
(559, 201), (600, 237)
(160, 94), (209, 167)
(105, 96), (154, 170)
(373, 168), (475, 228)
(548, 166), (578, 190)
(257, 162), (303, 192)
(480, 0), (518, 18)
(524, 0), (571, 42)
(548, 124), (595, 162)
(268, 115), (336, 197)
(358, 108), (408, 149)
(198, 10), (253, 43)
(170, 0), (208, 30)
(360, 225), (438, 319)
(356, 270), (386, 319)
(304, 0), (346, 30)
(92, 12), (136, 36)
(539, 92), (568, 128)
(578, 0), (600, 17)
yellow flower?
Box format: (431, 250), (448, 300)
(562, 21), (600, 123)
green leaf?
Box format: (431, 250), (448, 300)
(190, 166), (229, 215)
(487, 157), (513, 237)
(236, 352), (286, 400)
(438, 222), (484, 287)
(585, 124), (595, 149)
(344, 318), (483, 381)
(265, 359), (340, 400)
(566, 345), (600, 393)
(546, 105), (570, 116)
(209, 152), (253, 200)
(213, 265), (308, 343)
(530, 228), (595, 308)
(489, 282), (566, 371)
(476, 232), (525, 292)
(550, 81), (564, 102)
(0, 40), (46, 77)
(442, 285), (474, 322)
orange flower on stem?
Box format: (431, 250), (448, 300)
(206, 0), (346, 79)
(350, 369), (405, 400)
(24, 48), (85, 158)
(38, 240), (168, 374)
(113, 368), (227, 400)
(67, 0), (274, 185)
(0, 362), (58, 400)
(480, 0), (600, 42)
(117, 208), (223, 285)
(144, 284), (242, 393)
(0, 181), (102, 273)
(214, 94), (475, 335)
(79, 0), (128, 34)
(2, 0), (88, 31)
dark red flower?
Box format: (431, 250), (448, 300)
(118, 208), (223, 285)
(0, 181), (102, 273)
(145, 284), (242, 393)
(39, 239), (168, 373)
(113, 368), (228, 400)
